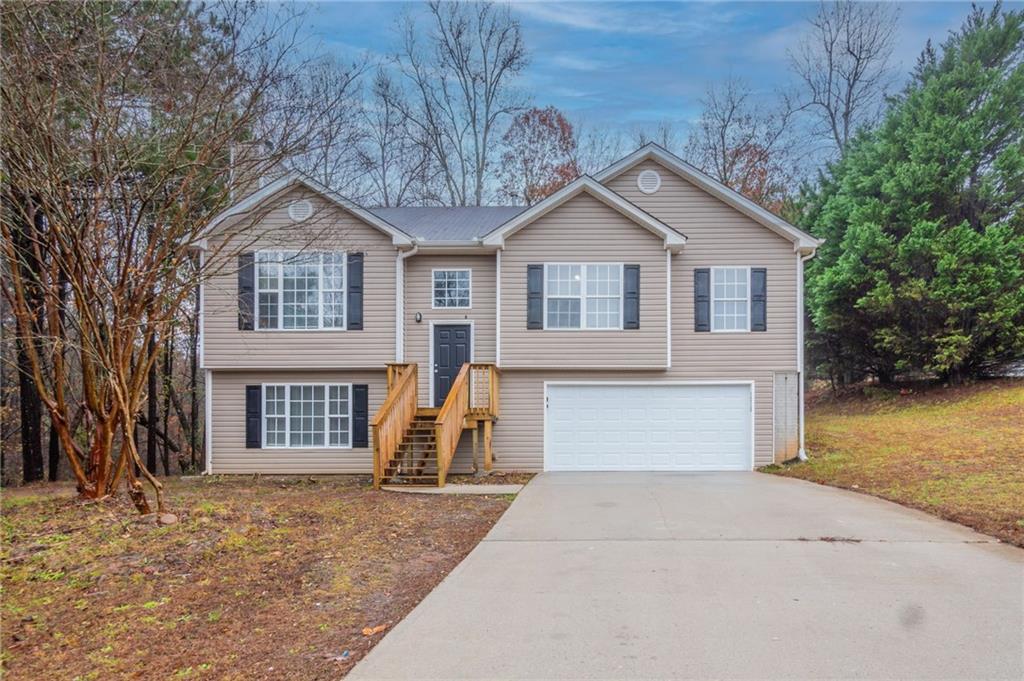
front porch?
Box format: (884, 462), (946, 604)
(371, 362), (500, 487)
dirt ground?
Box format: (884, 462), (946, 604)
(766, 378), (1024, 547)
(1, 476), (513, 679)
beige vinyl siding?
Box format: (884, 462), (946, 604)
(404, 254), (497, 399)
(489, 369), (775, 470)
(203, 187), (398, 369)
(499, 191), (669, 368)
(209, 369), (384, 474)
(607, 159), (799, 377)
(486, 161), (801, 469)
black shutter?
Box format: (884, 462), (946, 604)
(526, 264), (543, 329)
(751, 268), (767, 332)
(352, 384), (369, 448)
(347, 252), (364, 330)
(245, 385), (261, 448)
(694, 268), (711, 332)
(623, 264), (640, 329)
(238, 253), (255, 330)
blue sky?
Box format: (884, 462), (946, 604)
(301, 1), (991, 134)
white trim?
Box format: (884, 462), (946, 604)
(666, 250), (672, 368)
(198, 249), (206, 369)
(203, 369), (213, 475)
(797, 251), (814, 461)
(396, 246), (419, 362)
(253, 250), (347, 331)
(710, 266), (753, 333)
(495, 249), (502, 366)
(542, 380), (756, 471)
(481, 176), (686, 251)
(542, 263), (625, 331)
(427, 321), (475, 407)
(260, 382), (353, 449)
(594, 144), (822, 252)
(200, 171), (414, 247)
(430, 268), (473, 309)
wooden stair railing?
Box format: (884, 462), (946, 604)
(371, 363), (418, 489)
(434, 363), (500, 486)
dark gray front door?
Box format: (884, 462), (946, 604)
(433, 324), (471, 406)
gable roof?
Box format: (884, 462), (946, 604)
(199, 171), (415, 247)
(595, 144), (822, 253)
(370, 206), (524, 241)
(481, 176), (687, 251)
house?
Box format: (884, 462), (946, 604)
(196, 144), (822, 485)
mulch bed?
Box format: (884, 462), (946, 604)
(1, 476), (512, 679)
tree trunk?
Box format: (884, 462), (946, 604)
(17, 344), (44, 483)
(146, 334), (158, 475)
(47, 418), (60, 481)
(161, 333), (173, 475)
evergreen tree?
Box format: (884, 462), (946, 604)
(803, 3), (1024, 383)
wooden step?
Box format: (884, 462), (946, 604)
(416, 407), (440, 417)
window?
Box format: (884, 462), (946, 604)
(263, 384), (351, 448)
(544, 263), (623, 330)
(255, 251), (346, 330)
(712, 267), (749, 332)
(432, 269), (471, 308)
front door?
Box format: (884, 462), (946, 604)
(433, 324), (471, 406)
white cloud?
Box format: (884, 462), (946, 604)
(549, 53), (608, 71)
(511, 1), (740, 37)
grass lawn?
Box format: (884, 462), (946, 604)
(1, 476), (515, 680)
(766, 379), (1024, 547)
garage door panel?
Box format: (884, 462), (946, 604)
(545, 384), (752, 471)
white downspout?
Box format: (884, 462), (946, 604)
(395, 244), (419, 362)
(797, 250), (814, 461)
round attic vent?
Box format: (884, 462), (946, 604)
(288, 199), (313, 222)
(637, 169), (662, 194)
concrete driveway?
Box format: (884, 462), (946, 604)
(350, 473), (1024, 680)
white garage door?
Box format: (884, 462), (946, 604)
(544, 383), (752, 471)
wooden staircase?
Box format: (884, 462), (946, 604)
(382, 410), (441, 485)
(371, 363), (499, 488)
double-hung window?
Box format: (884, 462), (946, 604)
(711, 267), (749, 332)
(255, 251), (345, 330)
(544, 263), (623, 330)
(432, 269), (471, 308)
(262, 384), (351, 448)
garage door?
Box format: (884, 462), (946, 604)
(544, 384), (752, 471)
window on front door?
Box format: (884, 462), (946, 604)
(432, 269), (471, 308)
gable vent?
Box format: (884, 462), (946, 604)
(637, 169), (661, 194)
(288, 199), (313, 222)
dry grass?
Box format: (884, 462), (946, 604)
(1, 476), (513, 680)
(766, 379), (1024, 547)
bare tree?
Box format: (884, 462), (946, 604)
(684, 78), (799, 211)
(632, 121), (679, 153)
(1, 1), (334, 513)
(290, 56), (369, 196)
(359, 70), (435, 207)
(572, 121), (626, 175)
(789, 0), (899, 153)
(392, 1), (528, 205)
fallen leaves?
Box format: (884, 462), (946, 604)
(361, 624), (388, 636)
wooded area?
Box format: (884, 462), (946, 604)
(2, 0), (1022, 503)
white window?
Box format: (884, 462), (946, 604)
(262, 384), (352, 448)
(255, 251), (346, 330)
(711, 267), (750, 332)
(432, 269), (471, 308)
(544, 263), (623, 330)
